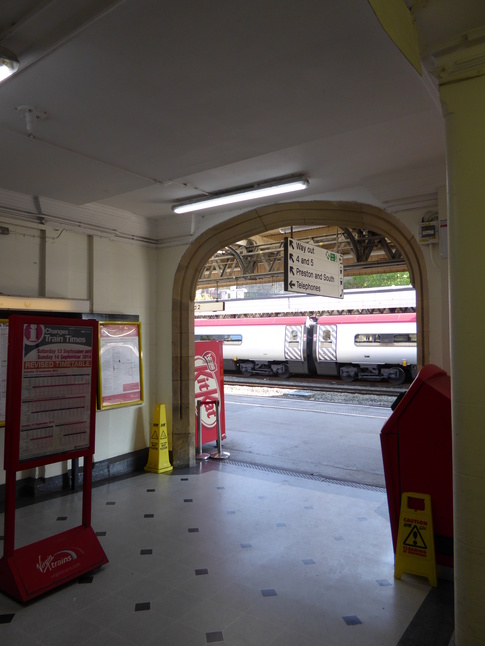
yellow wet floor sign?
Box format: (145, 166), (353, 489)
(394, 492), (437, 587)
(145, 404), (173, 474)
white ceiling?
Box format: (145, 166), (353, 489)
(0, 1), (483, 243)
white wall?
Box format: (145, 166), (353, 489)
(0, 223), (159, 487)
(395, 202), (450, 372)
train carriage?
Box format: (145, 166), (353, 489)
(313, 313), (417, 384)
(195, 312), (417, 384)
(195, 316), (312, 377)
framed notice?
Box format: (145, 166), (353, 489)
(98, 321), (143, 409)
(4, 316), (98, 470)
(0, 320), (7, 426)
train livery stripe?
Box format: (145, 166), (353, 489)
(195, 316), (309, 327)
(316, 313), (416, 325)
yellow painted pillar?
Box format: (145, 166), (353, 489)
(437, 45), (485, 645)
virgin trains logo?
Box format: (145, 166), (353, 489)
(195, 352), (220, 428)
(36, 550), (78, 574)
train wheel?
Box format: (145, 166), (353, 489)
(239, 361), (254, 376)
(340, 365), (357, 382)
(271, 364), (290, 379)
(387, 367), (406, 386)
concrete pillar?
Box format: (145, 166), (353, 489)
(437, 48), (485, 645)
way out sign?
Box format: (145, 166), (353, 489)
(394, 492), (437, 587)
(284, 237), (343, 298)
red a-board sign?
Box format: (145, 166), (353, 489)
(194, 341), (226, 447)
(0, 526), (108, 602)
(0, 315), (108, 602)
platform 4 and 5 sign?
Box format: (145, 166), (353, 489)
(284, 237), (344, 298)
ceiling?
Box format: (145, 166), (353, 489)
(0, 1), (483, 244)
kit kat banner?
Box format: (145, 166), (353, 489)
(194, 341), (226, 447)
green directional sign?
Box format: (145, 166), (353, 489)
(284, 237), (344, 298)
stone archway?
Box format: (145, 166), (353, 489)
(171, 201), (428, 468)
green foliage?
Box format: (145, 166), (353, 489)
(343, 272), (410, 289)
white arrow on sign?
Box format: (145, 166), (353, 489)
(284, 237), (343, 298)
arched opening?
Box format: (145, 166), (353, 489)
(172, 201), (428, 468)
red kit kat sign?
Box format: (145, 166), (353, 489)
(194, 341), (226, 447)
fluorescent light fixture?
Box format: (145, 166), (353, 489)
(173, 177), (309, 214)
(0, 46), (20, 82)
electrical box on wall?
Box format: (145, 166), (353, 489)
(440, 220), (448, 258)
(418, 221), (439, 245)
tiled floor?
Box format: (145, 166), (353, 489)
(0, 462), (450, 645)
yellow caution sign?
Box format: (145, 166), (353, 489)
(145, 404), (173, 474)
(394, 492), (437, 587)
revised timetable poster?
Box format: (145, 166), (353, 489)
(18, 322), (95, 463)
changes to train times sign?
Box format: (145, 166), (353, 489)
(284, 237), (344, 298)
(4, 316), (98, 470)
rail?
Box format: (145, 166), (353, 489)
(223, 374), (407, 398)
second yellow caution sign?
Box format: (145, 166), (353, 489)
(394, 492), (437, 587)
(145, 404), (173, 474)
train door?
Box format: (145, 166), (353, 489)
(313, 323), (339, 377)
(284, 323), (308, 375)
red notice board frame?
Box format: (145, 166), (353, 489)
(0, 315), (108, 602)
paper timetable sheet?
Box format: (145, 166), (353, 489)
(19, 323), (94, 463)
(99, 323), (142, 407)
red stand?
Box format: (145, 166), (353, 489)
(0, 316), (108, 602)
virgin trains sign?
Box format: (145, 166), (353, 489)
(284, 237), (344, 298)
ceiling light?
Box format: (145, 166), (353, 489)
(172, 178), (309, 214)
(0, 46), (20, 82)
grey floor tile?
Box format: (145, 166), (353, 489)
(0, 466), (439, 646)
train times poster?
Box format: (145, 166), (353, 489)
(4, 317), (98, 469)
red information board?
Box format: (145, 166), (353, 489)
(0, 316), (108, 602)
(195, 341), (226, 447)
(5, 317), (98, 469)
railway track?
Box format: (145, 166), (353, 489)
(224, 374), (407, 398)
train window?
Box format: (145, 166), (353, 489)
(288, 330), (300, 343)
(355, 334), (379, 344)
(354, 332), (416, 346)
(393, 333), (417, 345)
(223, 334), (243, 345)
(195, 333), (242, 345)
(322, 330), (332, 341)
